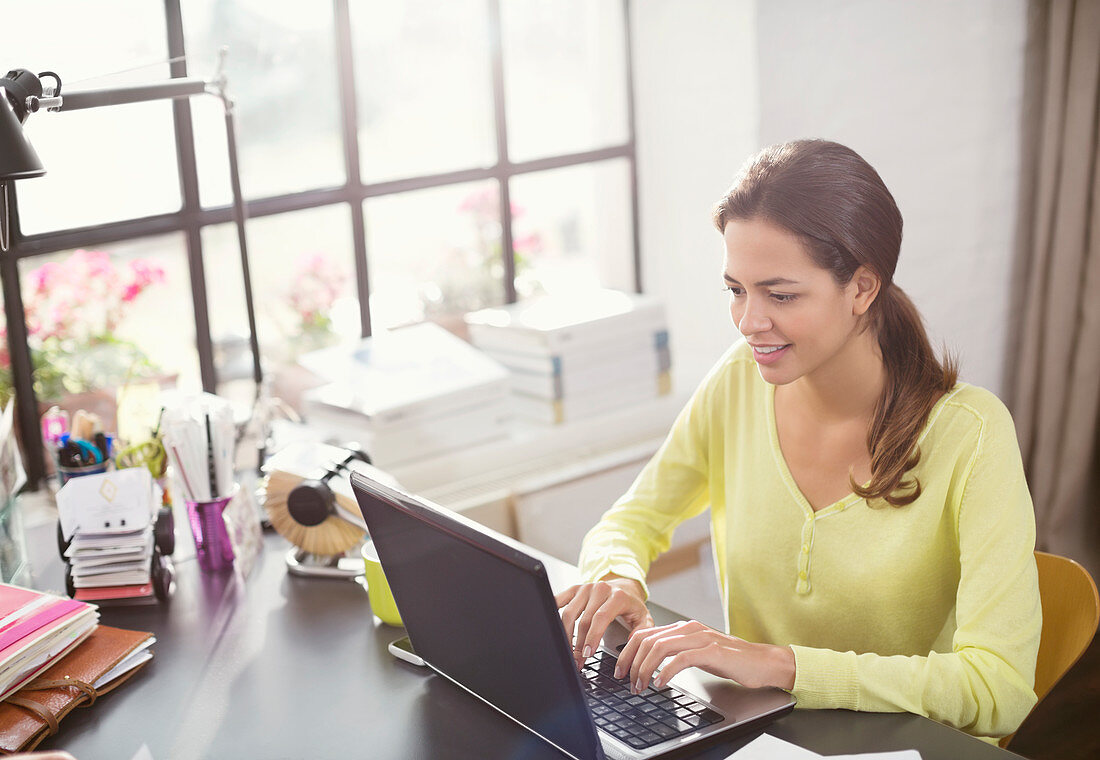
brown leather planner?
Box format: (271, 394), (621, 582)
(0, 624), (154, 754)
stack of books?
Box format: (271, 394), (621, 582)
(56, 468), (161, 604)
(465, 289), (672, 425)
(0, 584), (98, 699)
(299, 322), (512, 468)
(0, 584), (154, 753)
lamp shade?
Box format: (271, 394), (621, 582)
(0, 88), (45, 180)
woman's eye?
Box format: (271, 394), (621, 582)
(724, 286), (744, 297)
(771, 293), (797, 303)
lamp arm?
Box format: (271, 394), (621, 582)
(27, 78), (209, 113)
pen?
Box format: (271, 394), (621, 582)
(205, 412), (218, 499)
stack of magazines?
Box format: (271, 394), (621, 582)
(465, 289), (673, 424)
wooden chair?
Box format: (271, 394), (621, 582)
(1001, 550), (1100, 749)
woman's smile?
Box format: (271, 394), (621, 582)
(750, 343), (792, 364)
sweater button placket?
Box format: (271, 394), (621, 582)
(796, 516), (814, 594)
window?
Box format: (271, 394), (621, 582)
(0, 0), (637, 485)
(501, 0), (630, 162)
(509, 159), (635, 296)
(350, 0), (497, 183)
(183, 0), (346, 203)
(202, 205), (359, 365)
(364, 180), (505, 329)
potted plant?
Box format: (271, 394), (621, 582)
(0, 249), (168, 433)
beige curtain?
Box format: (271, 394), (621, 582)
(1010, 0), (1100, 568)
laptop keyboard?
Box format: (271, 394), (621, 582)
(581, 650), (724, 750)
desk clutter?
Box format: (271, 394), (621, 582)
(465, 288), (672, 425)
(0, 583), (153, 754)
(45, 404), (175, 605)
(42, 391), (264, 593)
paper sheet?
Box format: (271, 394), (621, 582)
(728, 734), (821, 759)
(727, 733), (922, 760)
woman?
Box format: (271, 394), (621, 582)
(556, 139), (1041, 742)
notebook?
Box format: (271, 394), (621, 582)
(351, 472), (794, 760)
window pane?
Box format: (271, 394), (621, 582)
(502, 0), (630, 163)
(18, 237), (200, 410)
(364, 181), (505, 330)
(184, 1), (345, 203)
(201, 205), (358, 387)
(2, 1), (179, 233)
(509, 159), (634, 296)
(350, 0), (496, 183)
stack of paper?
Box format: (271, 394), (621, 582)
(66, 529), (155, 597)
(0, 584), (98, 700)
(57, 469), (160, 603)
(299, 322), (512, 468)
(465, 289), (672, 424)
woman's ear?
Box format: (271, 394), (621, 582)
(851, 266), (881, 316)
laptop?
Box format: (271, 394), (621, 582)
(350, 471), (795, 760)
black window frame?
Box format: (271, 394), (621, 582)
(1, 0), (640, 487)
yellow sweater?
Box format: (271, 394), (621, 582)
(579, 340), (1041, 740)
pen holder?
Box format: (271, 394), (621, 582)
(185, 485), (238, 572)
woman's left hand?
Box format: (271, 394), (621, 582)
(615, 619), (796, 693)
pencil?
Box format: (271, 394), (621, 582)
(205, 412), (218, 499)
(170, 443), (197, 502)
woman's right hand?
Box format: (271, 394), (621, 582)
(555, 575), (654, 668)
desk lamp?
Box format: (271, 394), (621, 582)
(0, 69), (47, 251)
(0, 57), (268, 479)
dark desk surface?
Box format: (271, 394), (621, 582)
(25, 525), (1021, 760)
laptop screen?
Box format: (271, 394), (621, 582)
(351, 472), (603, 760)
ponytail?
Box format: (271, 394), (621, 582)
(853, 283), (958, 507)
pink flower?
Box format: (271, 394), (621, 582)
(128, 259), (165, 288)
(72, 249), (112, 278)
(286, 252), (347, 329)
(458, 186), (496, 214)
(513, 232), (543, 255)
(30, 261), (60, 293)
(22, 249), (165, 352)
(121, 283), (142, 303)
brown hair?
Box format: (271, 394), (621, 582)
(712, 139), (957, 507)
